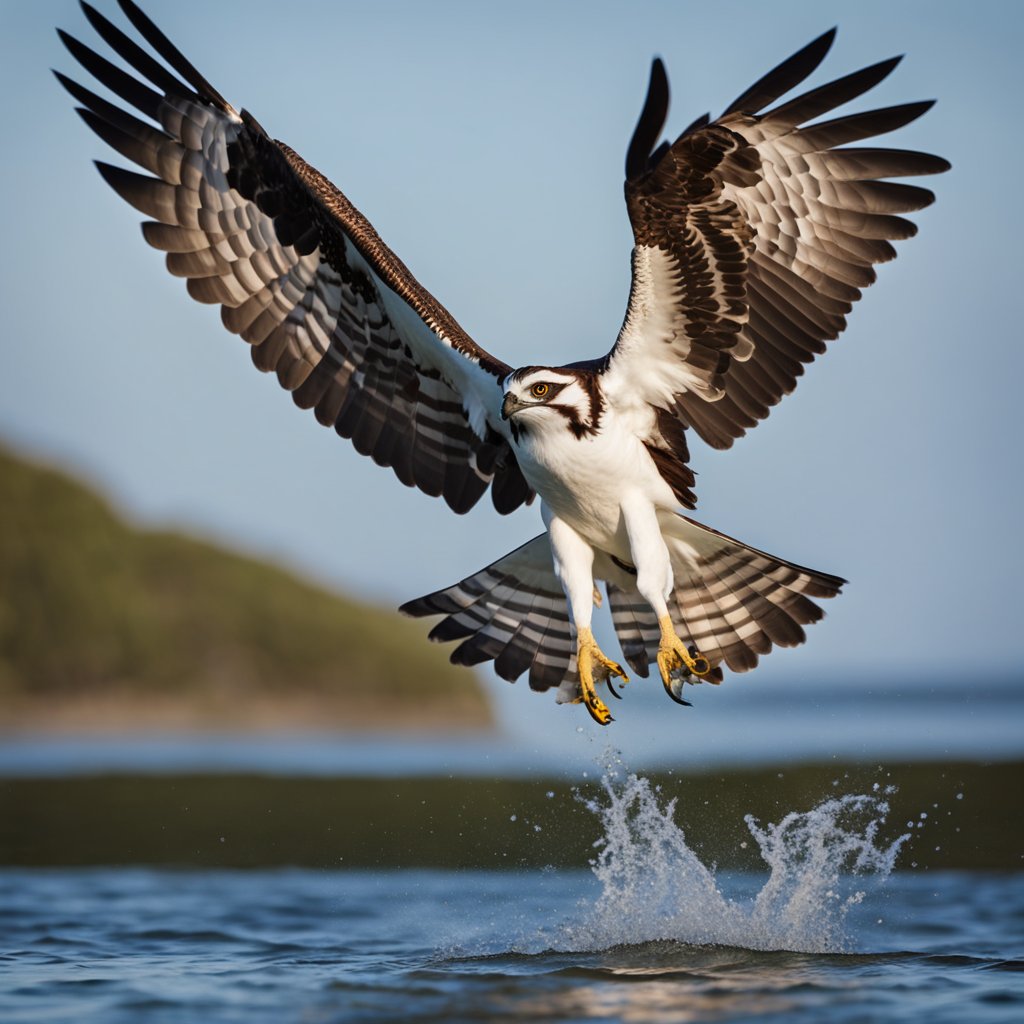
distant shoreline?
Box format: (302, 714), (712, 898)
(0, 691), (493, 735)
(1, 445), (493, 733)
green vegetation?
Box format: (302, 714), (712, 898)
(0, 446), (489, 727)
(2, 761), (1019, 870)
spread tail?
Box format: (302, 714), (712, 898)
(403, 514), (845, 700)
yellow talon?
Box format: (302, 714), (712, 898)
(576, 626), (628, 726)
(656, 615), (711, 703)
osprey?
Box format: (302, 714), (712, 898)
(58, 1), (948, 724)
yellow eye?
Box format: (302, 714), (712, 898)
(530, 383), (550, 399)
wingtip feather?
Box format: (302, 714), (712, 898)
(115, 0), (233, 111)
(724, 26), (838, 116)
(766, 54), (905, 125)
(625, 56), (670, 181)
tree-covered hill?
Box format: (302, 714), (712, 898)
(0, 446), (490, 730)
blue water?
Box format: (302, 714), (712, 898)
(3, 677), (1022, 778)
(2, 868), (1022, 1023)
(3, 773), (1022, 1023)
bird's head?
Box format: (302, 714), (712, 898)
(501, 367), (601, 439)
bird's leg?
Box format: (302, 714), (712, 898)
(545, 511), (626, 726)
(618, 498), (707, 705)
(657, 615), (711, 702)
(576, 625), (629, 726)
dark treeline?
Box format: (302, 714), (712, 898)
(3, 760), (1019, 871)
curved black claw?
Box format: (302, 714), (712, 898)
(665, 685), (693, 707)
(582, 693), (614, 726)
(607, 677), (624, 700)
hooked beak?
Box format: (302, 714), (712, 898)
(501, 392), (523, 420)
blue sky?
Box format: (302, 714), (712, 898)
(2, 2), (1022, 740)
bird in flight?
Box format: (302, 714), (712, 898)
(57, 1), (947, 724)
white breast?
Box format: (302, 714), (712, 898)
(513, 404), (678, 554)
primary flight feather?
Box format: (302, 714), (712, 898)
(57, 1), (948, 724)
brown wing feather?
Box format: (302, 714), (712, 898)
(604, 31), (949, 455)
(58, 1), (532, 514)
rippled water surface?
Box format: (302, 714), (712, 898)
(4, 770), (1022, 1023)
(2, 867), (1022, 1023)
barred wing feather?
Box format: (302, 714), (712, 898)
(57, 0), (531, 515)
(603, 29), (949, 450)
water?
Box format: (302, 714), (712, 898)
(4, 867), (1023, 1024)
(3, 773), (1022, 1023)
(3, 676), (1022, 777)
(551, 771), (906, 954)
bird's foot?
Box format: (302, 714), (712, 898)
(575, 626), (629, 726)
(656, 616), (711, 706)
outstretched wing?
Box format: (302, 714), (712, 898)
(57, 0), (532, 515)
(601, 30), (949, 450)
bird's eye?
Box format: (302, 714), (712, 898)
(530, 383), (550, 399)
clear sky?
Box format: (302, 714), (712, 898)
(2, 2), (1022, 741)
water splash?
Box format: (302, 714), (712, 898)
(544, 767), (908, 955)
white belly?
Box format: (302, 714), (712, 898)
(513, 410), (678, 558)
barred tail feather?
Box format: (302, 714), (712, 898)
(404, 515), (844, 701)
(400, 535), (577, 693)
(605, 583), (657, 678)
(608, 512), (844, 680)
(665, 511), (844, 674)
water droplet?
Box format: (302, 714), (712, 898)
(557, 768), (906, 955)
(546, 791), (555, 799)
(509, 814), (517, 822)
(956, 792), (964, 800)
